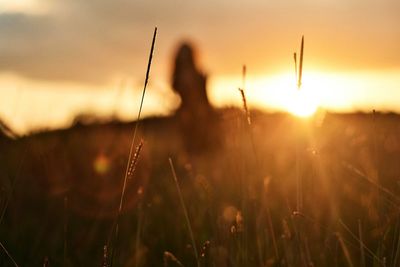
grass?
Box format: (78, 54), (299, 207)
(110, 26), (157, 266)
(2, 31), (400, 267)
(169, 158), (200, 267)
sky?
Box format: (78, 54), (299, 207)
(1, 0), (400, 134)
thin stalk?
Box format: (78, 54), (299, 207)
(119, 27), (157, 216)
(168, 158), (200, 267)
(63, 196), (68, 267)
(135, 201), (143, 267)
(242, 64), (246, 91)
(110, 26), (157, 266)
(358, 219), (366, 267)
(294, 52), (297, 84)
(266, 206), (279, 260)
(0, 146), (28, 226)
(297, 36), (304, 89)
(336, 232), (354, 267)
(393, 220), (400, 267)
(339, 219), (384, 265)
(295, 36), (304, 212)
(164, 251), (184, 267)
(238, 65), (251, 126)
(342, 162), (400, 204)
(296, 139), (302, 212)
(294, 36), (305, 266)
(238, 65), (279, 263)
(0, 241), (18, 267)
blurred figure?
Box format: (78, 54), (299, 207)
(172, 42), (220, 153)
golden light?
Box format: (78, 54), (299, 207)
(210, 72), (323, 117)
(93, 153), (111, 175)
(269, 73), (320, 118)
(3, 69), (400, 135)
(0, 0), (48, 13)
(210, 71), (375, 117)
(286, 87), (319, 117)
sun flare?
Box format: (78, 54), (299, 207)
(210, 72), (324, 117)
(286, 88), (319, 117)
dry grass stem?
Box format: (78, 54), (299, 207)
(111, 26), (157, 266)
(169, 158), (200, 267)
(163, 251), (184, 267)
(0, 241), (19, 267)
(339, 219), (383, 265)
(297, 35), (304, 89)
(358, 220), (366, 267)
(127, 140), (144, 179)
(336, 232), (354, 267)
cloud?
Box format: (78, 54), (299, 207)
(1, 0), (192, 83)
(0, 5), (156, 83)
(0, 0), (399, 84)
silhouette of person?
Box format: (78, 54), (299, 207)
(172, 42), (219, 153)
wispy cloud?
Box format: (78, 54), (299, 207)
(0, 0), (399, 84)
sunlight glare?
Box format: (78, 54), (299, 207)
(0, 0), (48, 14)
(209, 72), (321, 117)
(287, 88), (318, 117)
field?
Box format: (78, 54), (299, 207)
(1, 109), (400, 266)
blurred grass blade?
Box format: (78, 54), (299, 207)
(294, 52), (297, 83)
(297, 36), (304, 89)
(358, 220), (366, 267)
(111, 26), (157, 267)
(0, 241), (19, 267)
(336, 232), (354, 267)
(169, 158), (200, 267)
(339, 219), (383, 265)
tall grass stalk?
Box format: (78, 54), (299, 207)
(266, 206), (279, 260)
(342, 162), (400, 205)
(0, 147), (27, 226)
(110, 26), (157, 266)
(393, 221), (400, 267)
(336, 232), (354, 267)
(295, 36), (304, 212)
(119, 27), (157, 215)
(0, 241), (18, 267)
(237, 65), (280, 263)
(358, 219), (366, 267)
(168, 158), (200, 267)
(389, 219), (399, 266)
(63, 196), (68, 267)
(372, 110), (383, 223)
(237, 73), (250, 264)
(297, 35), (304, 90)
(102, 245), (109, 267)
(135, 193), (144, 267)
(339, 219), (384, 265)
(293, 52), (297, 83)
(293, 36), (306, 266)
(163, 251), (184, 267)
(238, 65), (251, 126)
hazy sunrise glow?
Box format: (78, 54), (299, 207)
(210, 70), (400, 115)
(1, 0), (400, 132)
(2, 69), (400, 133)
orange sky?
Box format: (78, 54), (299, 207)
(1, 0), (400, 134)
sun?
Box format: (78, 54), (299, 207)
(209, 72), (323, 118)
(272, 72), (320, 118)
(265, 73), (320, 118)
(286, 87), (319, 117)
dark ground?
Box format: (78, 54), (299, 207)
(1, 109), (400, 266)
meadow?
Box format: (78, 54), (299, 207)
(1, 31), (400, 267)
